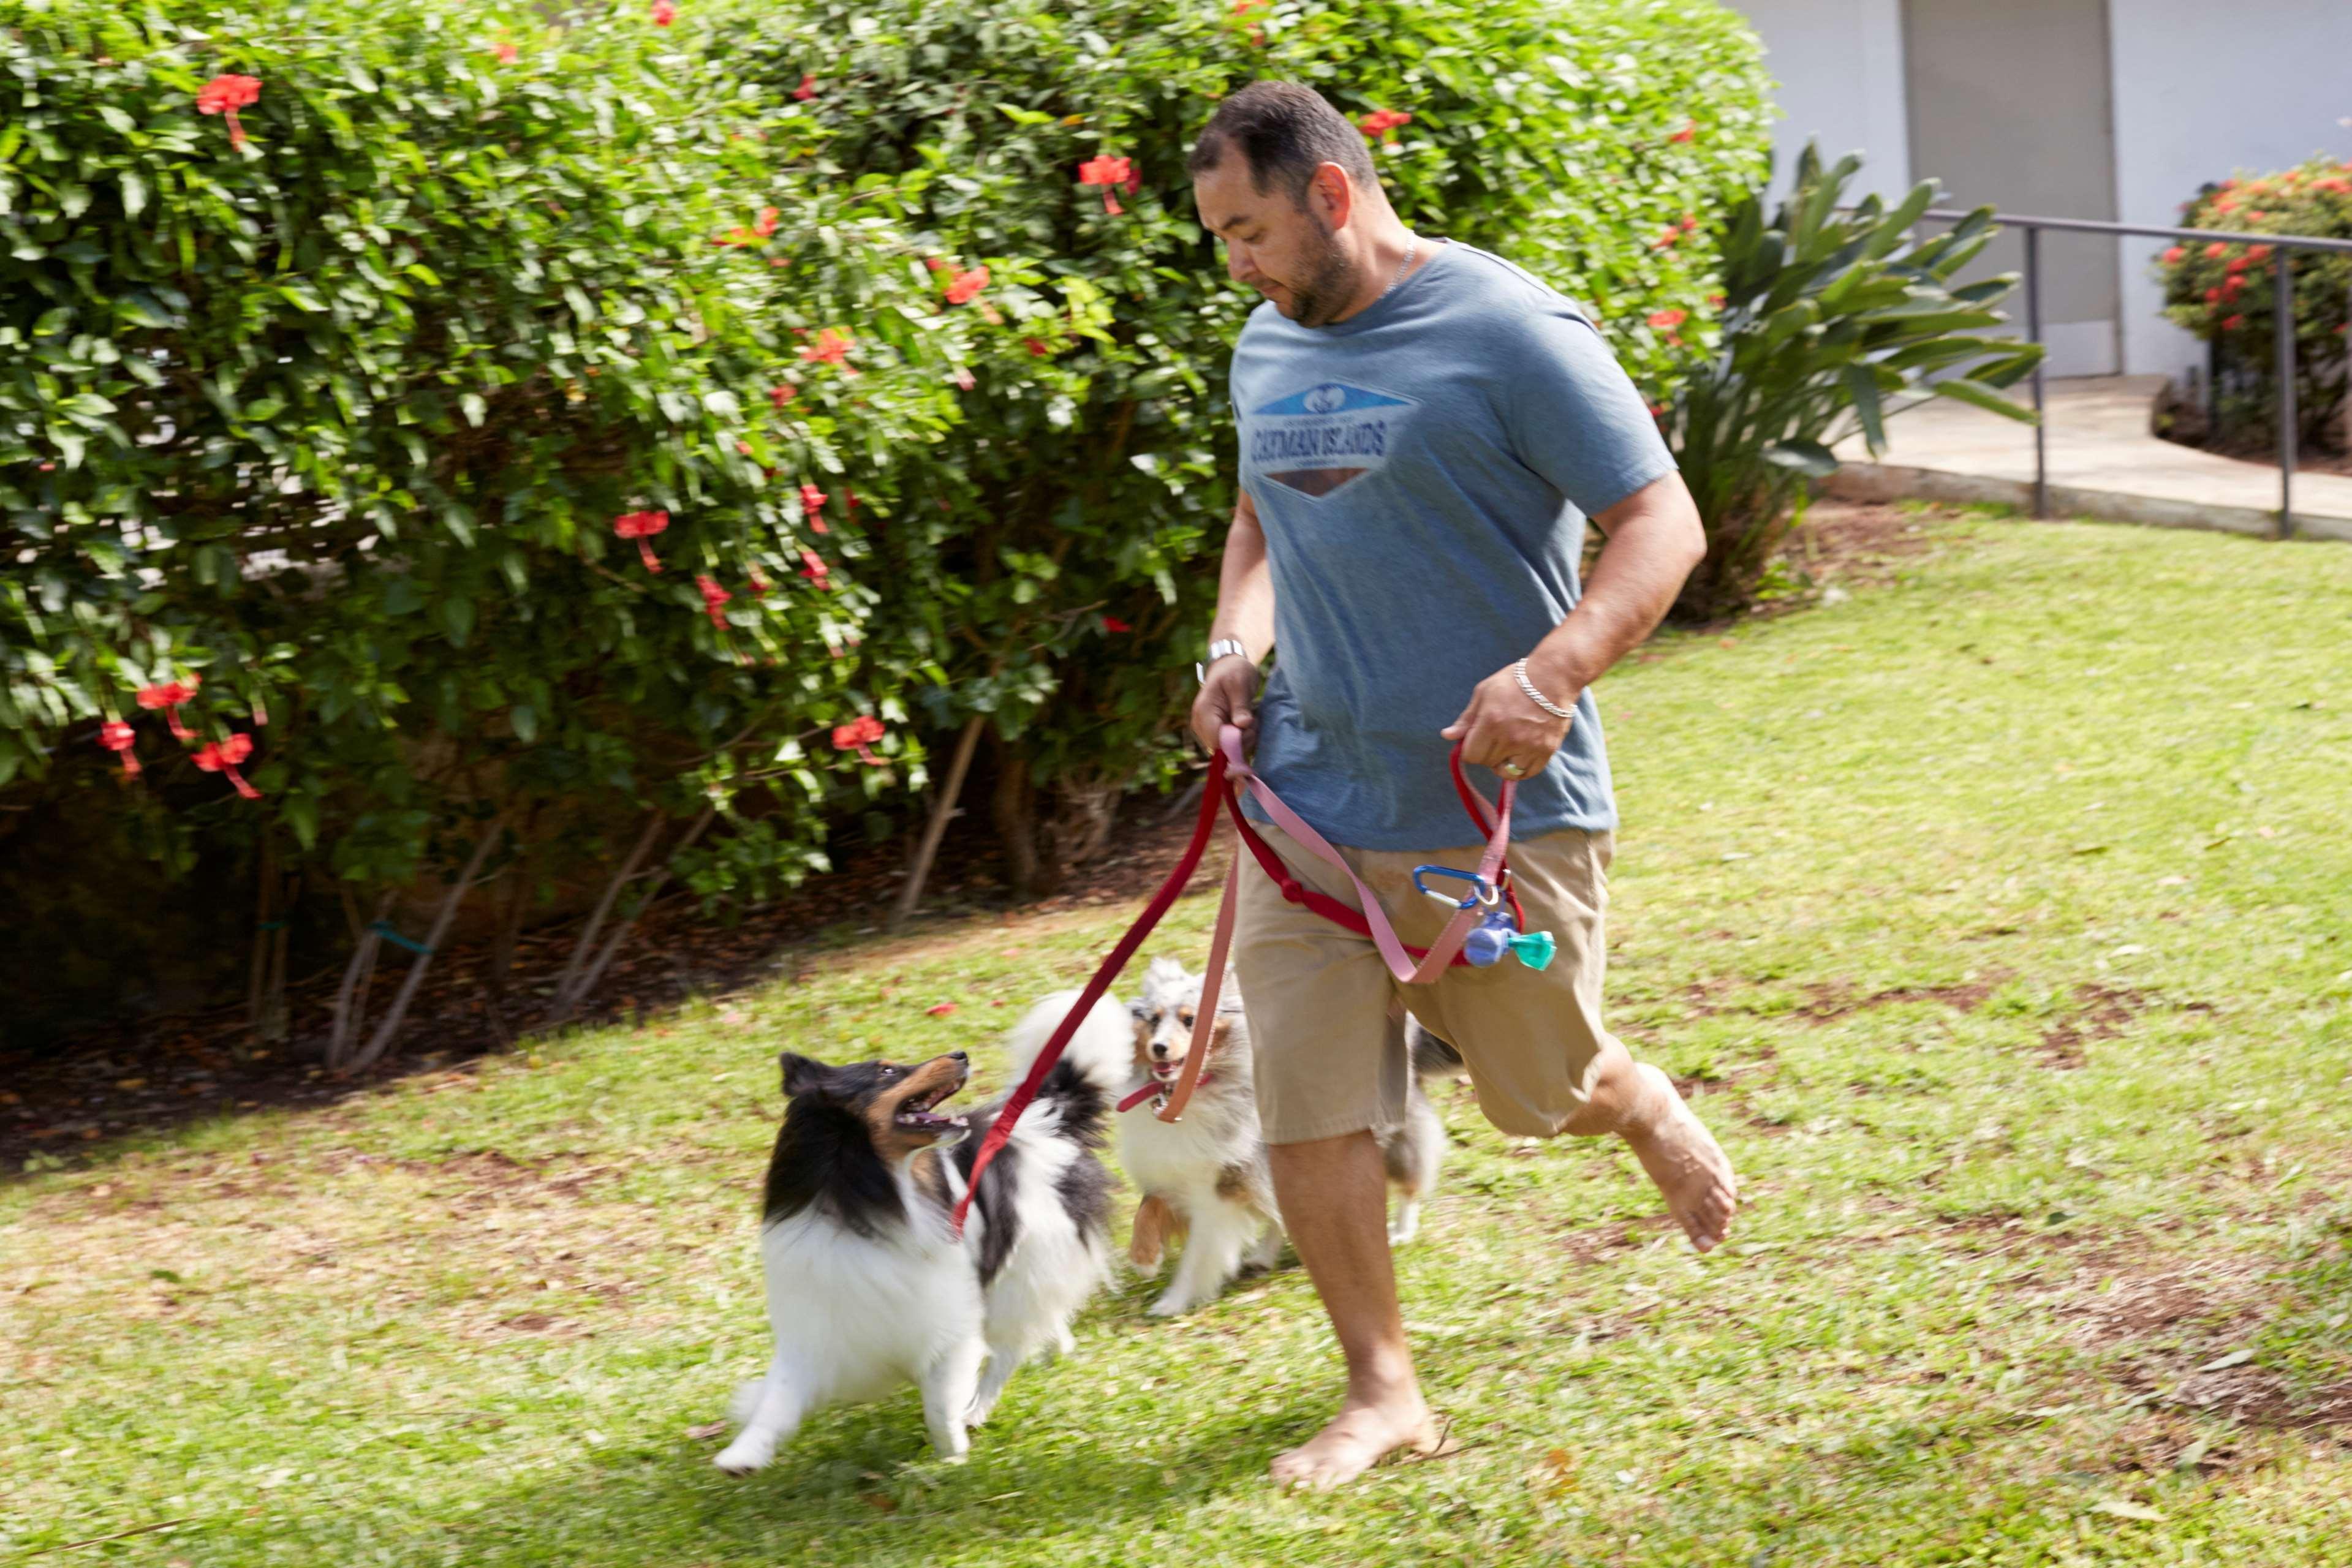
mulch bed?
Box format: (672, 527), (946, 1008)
(0, 796), (1212, 1172)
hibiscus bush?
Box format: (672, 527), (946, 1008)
(715, 0), (1771, 892)
(2157, 158), (2352, 450)
(0, 0), (969, 1041)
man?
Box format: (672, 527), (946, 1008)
(1185, 81), (1739, 1491)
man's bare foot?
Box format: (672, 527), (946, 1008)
(1622, 1062), (1738, 1252)
(1269, 1389), (1450, 1491)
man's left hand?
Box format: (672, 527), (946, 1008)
(1440, 657), (1575, 781)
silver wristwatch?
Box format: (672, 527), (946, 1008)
(1195, 638), (1250, 685)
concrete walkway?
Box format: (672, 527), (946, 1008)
(1827, 375), (2352, 543)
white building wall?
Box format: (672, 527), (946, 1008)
(1733, 0), (1912, 203)
(2104, 0), (2352, 379)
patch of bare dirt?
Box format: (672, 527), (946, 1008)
(1796, 976), (2002, 1022)
(2060, 1257), (2352, 1433)
(2035, 983), (2210, 1069)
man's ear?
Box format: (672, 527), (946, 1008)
(778, 1052), (828, 1098)
(1309, 160), (1356, 230)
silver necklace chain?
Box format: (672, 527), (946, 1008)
(1374, 232), (1420, 307)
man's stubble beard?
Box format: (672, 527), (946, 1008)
(1282, 212), (1361, 329)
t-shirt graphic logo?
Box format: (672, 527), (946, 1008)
(1249, 380), (1417, 499)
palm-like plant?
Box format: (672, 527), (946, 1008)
(1661, 145), (2045, 620)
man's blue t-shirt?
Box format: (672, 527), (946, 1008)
(1229, 239), (1677, 851)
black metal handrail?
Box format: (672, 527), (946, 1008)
(1918, 208), (2352, 538)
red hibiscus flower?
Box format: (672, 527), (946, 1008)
(1652, 228), (1680, 250)
(1358, 108), (1413, 141)
(650, 0), (676, 25)
(793, 73), (817, 101)
(943, 266), (990, 306)
(1078, 154), (1133, 215)
(2222, 314), (2245, 330)
(1101, 615), (1132, 633)
(136, 676), (202, 741)
(1025, 337), (1052, 357)
(799, 481), (830, 532)
(798, 548), (832, 589)
(1670, 119), (1697, 144)
(952, 366), (977, 391)
(493, 40), (519, 64)
(696, 575), (732, 628)
(800, 328), (853, 369)
(98, 720), (140, 778)
(752, 206), (780, 238)
(2162, 245), (2186, 264)
(831, 714), (885, 764)
(2245, 244), (2274, 263)
(925, 1002), (958, 1016)
(2205, 243), (2229, 259)
(613, 509), (670, 572)
(193, 733), (261, 799)
(1647, 308), (1687, 330)
(195, 74), (262, 150)
(769, 384), (797, 409)
(2204, 286), (2223, 303)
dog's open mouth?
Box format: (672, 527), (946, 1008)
(893, 1082), (968, 1133)
(1150, 1060), (1185, 1082)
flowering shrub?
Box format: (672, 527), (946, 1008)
(0, 0), (970, 1033)
(717, 0), (1770, 889)
(2157, 158), (2352, 449)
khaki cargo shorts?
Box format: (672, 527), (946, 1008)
(1231, 820), (1618, 1145)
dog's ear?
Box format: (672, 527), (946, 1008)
(777, 1052), (828, 1099)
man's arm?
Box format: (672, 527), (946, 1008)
(1440, 471), (1704, 774)
(1190, 489), (1276, 755)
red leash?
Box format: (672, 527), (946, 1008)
(950, 748), (1231, 1237)
(951, 731), (1518, 1237)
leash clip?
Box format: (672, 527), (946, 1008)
(1411, 864), (1497, 911)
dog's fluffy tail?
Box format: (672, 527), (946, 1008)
(1409, 1017), (1468, 1082)
(1004, 988), (1133, 1097)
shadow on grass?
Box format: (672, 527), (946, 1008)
(418, 1389), (1326, 1566)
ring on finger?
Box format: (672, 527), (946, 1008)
(1500, 760), (1527, 777)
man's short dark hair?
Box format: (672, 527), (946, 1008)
(1187, 81), (1377, 203)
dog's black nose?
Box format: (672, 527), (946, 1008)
(949, 1050), (967, 1061)
(1150, 1043), (1170, 1059)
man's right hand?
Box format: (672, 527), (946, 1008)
(1191, 655), (1258, 758)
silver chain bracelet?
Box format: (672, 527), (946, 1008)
(1511, 658), (1576, 721)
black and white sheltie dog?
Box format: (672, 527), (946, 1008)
(713, 990), (1130, 1472)
(1118, 956), (1461, 1317)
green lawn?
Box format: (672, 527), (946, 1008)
(8, 510), (2352, 1566)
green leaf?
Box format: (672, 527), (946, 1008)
(99, 105), (138, 137)
(437, 595), (476, 647)
(1764, 440), (1839, 477)
(285, 793), (320, 851)
(119, 170), (147, 218)
(510, 704), (539, 743)
(1931, 377), (2038, 422)
(1842, 363), (1886, 454)
(461, 393), (487, 428)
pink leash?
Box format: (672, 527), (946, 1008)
(951, 725), (1514, 1237)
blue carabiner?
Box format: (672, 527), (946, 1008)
(1411, 864), (1495, 911)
